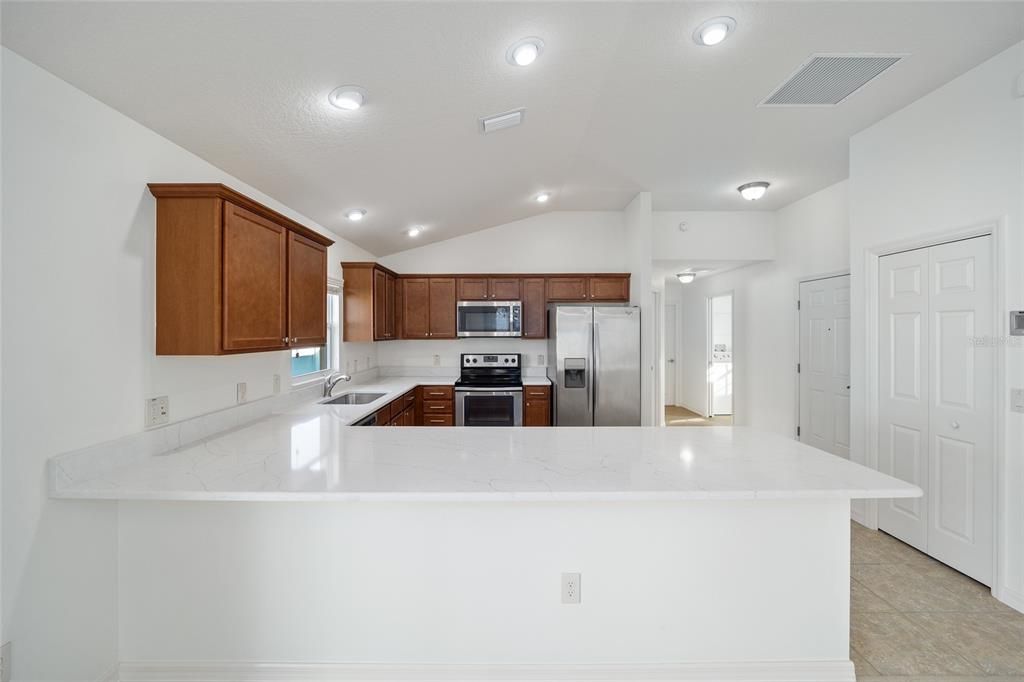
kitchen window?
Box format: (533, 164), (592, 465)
(291, 282), (341, 382)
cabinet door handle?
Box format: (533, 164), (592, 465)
(291, 337), (298, 343)
(282, 337), (289, 344)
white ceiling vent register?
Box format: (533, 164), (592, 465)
(480, 108), (525, 134)
(760, 54), (906, 107)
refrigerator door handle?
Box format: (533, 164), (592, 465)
(593, 321), (600, 421)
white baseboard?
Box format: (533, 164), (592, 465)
(994, 584), (1024, 614)
(117, 660), (855, 682)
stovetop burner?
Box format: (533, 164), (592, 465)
(456, 353), (522, 388)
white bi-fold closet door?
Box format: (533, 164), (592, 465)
(798, 275), (851, 459)
(878, 235), (994, 585)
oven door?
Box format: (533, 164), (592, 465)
(456, 301), (522, 337)
(456, 388), (523, 426)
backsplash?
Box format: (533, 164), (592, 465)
(375, 338), (548, 371)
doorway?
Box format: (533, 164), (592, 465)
(876, 235), (994, 586)
(798, 274), (851, 458)
(664, 303), (677, 406)
(707, 293), (733, 420)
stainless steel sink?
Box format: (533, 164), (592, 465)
(321, 392), (386, 405)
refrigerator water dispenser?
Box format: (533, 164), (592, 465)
(564, 358), (587, 388)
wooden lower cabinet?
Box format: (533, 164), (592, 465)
(423, 414), (454, 427)
(524, 385), (552, 426)
(417, 385), (453, 425)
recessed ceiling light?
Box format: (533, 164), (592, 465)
(737, 181), (770, 201)
(692, 17), (736, 47)
(328, 86), (367, 111)
(506, 37), (545, 67)
(345, 208), (367, 221)
(407, 225), (424, 237)
(676, 272), (697, 284)
(535, 192), (551, 204)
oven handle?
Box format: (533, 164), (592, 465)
(454, 387), (523, 394)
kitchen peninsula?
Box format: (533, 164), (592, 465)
(49, 389), (918, 682)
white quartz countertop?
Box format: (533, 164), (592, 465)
(50, 385), (920, 502)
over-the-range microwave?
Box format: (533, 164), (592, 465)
(456, 300), (522, 337)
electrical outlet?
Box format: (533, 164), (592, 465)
(561, 572), (581, 604)
(433, 354), (441, 367)
(538, 354), (545, 365)
(146, 396), (169, 427)
(1011, 388), (1024, 414)
(273, 374), (281, 394)
(2, 640), (13, 682)
(236, 382), (247, 404)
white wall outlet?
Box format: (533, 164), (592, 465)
(433, 354), (441, 367)
(236, 382), (247, 404)
(561, 572), (581, 604)
(146, 396), (169, 427)
(2, 640), (12, 682)
(538, 354), (545, 365)
(1011, 388), (1024, 414)
(273, 374), (281, 394)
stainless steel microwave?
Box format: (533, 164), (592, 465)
(456, 300), (522, 337)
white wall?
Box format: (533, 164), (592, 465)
(848, 41), (1024, 608)
(669, 181), (850, 430)
(653, 211), (777, 262)
(379, 211), (628, 274)
(0, 48), (375, 681)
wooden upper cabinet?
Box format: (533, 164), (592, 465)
(589, 275), (630, 302)
(522, 277), (547, 339)
(457, 277), (489, 300)
(546, 276), (589, 301)
(150, 184), (333, 355)
(287, 232), (328, 347)
(428, 278), (457, 338)
(221, 203), (288, 352)
(489, 277), (521, 300)
(401, 277), (431, 338)
(342, 262), (398, 342)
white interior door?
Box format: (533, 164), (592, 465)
(664, 304), (677, 406)
(798, 275), (851, 458)
(708, 294), (733, 416)
(877, 236), (993, 585)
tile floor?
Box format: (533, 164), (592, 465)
(850, 521), (1024, 681)
(664, 405), (733, 426)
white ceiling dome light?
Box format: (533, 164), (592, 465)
(345, 208), (367, 221)
(407, 225), (425, 237)
(692, 16), (736, 47)
(676, 272), (697, 284)
(506, 37), (545, 66)
(737, 181), (770, 201)
(535, 192), (551, 204)
(328, 86), (367, 111)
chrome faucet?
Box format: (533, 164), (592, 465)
(323, 372), (352, 397)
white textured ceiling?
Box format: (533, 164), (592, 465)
(3, 2), (1023, 256)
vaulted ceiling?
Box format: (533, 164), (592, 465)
(4, 2), (1022, 255)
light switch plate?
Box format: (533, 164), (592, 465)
(236, 382), (247, 404)
(146, 396), (169, 427)
(1011, 388), (1024, 414)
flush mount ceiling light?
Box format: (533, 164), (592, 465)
(535, 192), (551, 204)
(328, 86), (367, 111)
(345, 208), (367, 221)
(738, 181), (770, 201)
(407, 225), (425, 237)
(692, 16), (736, 47)
(506, 37), (545, 66)
(676, 272), (697, 284)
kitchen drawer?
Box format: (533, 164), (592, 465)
(422, 414), (454, 426)
(401, 390), (416, 408)
(422, 400), (453, 414)
(420, 385), (454, 401)
(524, 385), (551, 399)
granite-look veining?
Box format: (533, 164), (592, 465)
(50, 376), (920, 501)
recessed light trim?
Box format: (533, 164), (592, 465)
(506, 37), (545, 67)
(676, 272), (697, 284)
(692, 16), (736, 47)
(737, 181), (770, 201)
(345, 208), (367, 221)
(328, 86), (367, 111)
(535, 192), (551, 204)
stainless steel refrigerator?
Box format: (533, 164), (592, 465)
(546, 305), (641, 426)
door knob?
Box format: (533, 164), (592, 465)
(951, 421), (960, 430)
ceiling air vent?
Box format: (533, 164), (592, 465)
(760, 54), (905, 107)
(480, 108), (525, 134)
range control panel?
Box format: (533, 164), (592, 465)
(462, 353), (520, 367)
